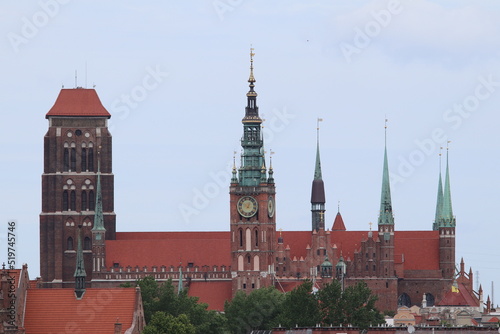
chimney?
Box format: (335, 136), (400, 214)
(114, 319), (122, 334)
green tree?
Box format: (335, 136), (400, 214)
(317, 280), (344, 326)
(341, 281), (385, 329)
(136, 276), (225, 334)
(142, 312), (195, 334)
(224, 286), (284, 334)
(275, 280), (320, 328)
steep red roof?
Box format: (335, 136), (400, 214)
(188, 281), (232, 311)
(46, 88), (111, 118)
(332, 212), (346, 231)
(395, 231), (440, 271)
(24, 288), (137, 334)
(107, 232), (231, 268)
(436, 282), (479, 307)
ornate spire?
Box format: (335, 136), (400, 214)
(378, 119), (394, 226)
(433, 148), (444, 230)
(239, 48), (266, 187)
(92, 149), (106, 232)
(74, 225), (86, 299)
(311, 118), (326, 231)
(437, 142), (455, 227)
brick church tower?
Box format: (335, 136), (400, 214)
(40, 88), (116, 287)
(230, 49), (276, 295)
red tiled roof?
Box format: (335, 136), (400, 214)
(488, 317), (500, 323)
(332, 212), (346, 231)
(24, 288), (137, 334)
(436, 282), (479, 307)
(395, 231), (440, 271)
(188, 281), (232, 311)
(107, 232), (231, 268)
(46, 88), (111, 118)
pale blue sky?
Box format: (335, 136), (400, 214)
(1, 1), (499, 303)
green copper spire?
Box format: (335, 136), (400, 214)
(433, 152), (444, 231)
(438, 146), (455, 227)
(92, 153), (106, 232)
(314, 137), (322, 180)
(74, 225), (86, 299)
(311, 119), (325, 231)
(238, 48), (267, 187)
(378, 123), (394, 226)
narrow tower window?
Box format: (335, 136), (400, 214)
(63, 148), (69, 172)
(89, 190), (95, 211)
(84, 237), (91, 250)
(81, 191), (87, 211)
(70, 191), (76, 211)
(62, 190), (69, 211)
(88, 148), (94, 171)
(81, 148), (87, 171)
(67, 237), (74, 250)
(239, 229), (243, 248)
(70, 148), (76, 171)
(255, 229), (258, 247)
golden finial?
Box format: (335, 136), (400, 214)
(233, 151), (237, 169)
(248, 46), (255, 83)
(278, 228), (283, 237)
(369, 222), (373, 231)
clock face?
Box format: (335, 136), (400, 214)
(268, 196), (275, 218)
(237, 196), (258, 218)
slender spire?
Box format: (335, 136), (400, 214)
(314, 118), (323, 180)
(433, 148), (444, 230)
(74, 225), (86, 299)
(242, 47), (261, 123)
(92, 149), (106, 232)
(438, 142), (455, 227)
(378, 119), (394, 225)
(311, 118), (325, 231)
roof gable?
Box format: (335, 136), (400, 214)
(46, 88), (111, 118)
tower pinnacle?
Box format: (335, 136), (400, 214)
(433, 148), (444, 230)
(311, 118), (326, 231)
(378, 119), (394, 226)
(74, 225), (86, 299)
(92, 149), (106, 232)
(438, 142), (455, 227)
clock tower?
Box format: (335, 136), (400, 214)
(230, 49), (276, 295)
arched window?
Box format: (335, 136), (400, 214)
(245, 228), (251, 251)
(62, 190), (69, 211)
(426, 293), (435, 307)
(239, 229), (243, 247)
(67, 237), (74, 250)
(70, 148), (76, 171)
(89, 190), (95, 211)
(238, 255), (244, 271)
(88, 147), (94, 172)
(81, 191), (87, 211)
(398, 293), (412, 307)
(84, 237), (91, 250)
(253, 255), (260, 271)
(63, 148), (69, 172)
(81, 148), (87, 171)
(70, 191), (76, 211)
(255, 229), (258, 247)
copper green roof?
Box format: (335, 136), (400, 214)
(378, 141), (394, 225)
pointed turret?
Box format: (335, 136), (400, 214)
(238, 48), (266, 187)
(92, 155), (105, 232)
(433, 164), (444, 230)
(311, 119), (326, 231)
(439, 149), (455, 227)
(378, 126), (394, 226)
(178, 265), (183, 295)
(74, 225), (86, 299)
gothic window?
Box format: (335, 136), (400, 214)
(81, 148), (87, 171)
(70, 148), (76, 171)
(365, 265), (368, 271)
(238, 255), (243, 271)
(373, 265), (376, 271)
(239, 229), (243, 247)
(63, 148), (69, 172)
(70, 191), (76, 211)
(88, 147), (94, 172)
(247, 255), (251, 264)
(62, 190), (69, 211)
(67, 237), (74, 250)
(398, 293), (411, 307)
(245, 228), (251, 251)
(426, 293), (435, 306)
(89, 190), (95, 211)
(81, 191), (87, 211)
(255, 229), (258, 247)
(84, 237), (91, 250)
(253, 255), (259, 271)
